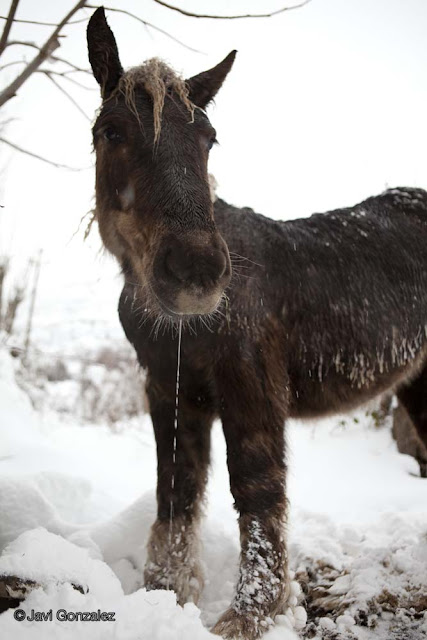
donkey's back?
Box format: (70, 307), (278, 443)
(215, 186), (427, 418)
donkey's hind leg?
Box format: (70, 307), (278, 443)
(396, 363), (427, 477)
(144, 376), (213, 605)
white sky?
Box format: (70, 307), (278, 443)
(1, 0), (427, 294)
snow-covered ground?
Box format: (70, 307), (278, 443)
(0, 254), (426, 640)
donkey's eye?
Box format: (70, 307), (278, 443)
(103, 127), (122, 143)
(207, 137), (217, 151)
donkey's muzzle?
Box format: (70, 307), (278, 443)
(152, 232), (231, 316)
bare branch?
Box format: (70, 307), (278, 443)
(153, 0), (312, 19)
(0, 15), (87, 26)
(0, 258), (9, 329)
(4, 47), (91, 74)
(0, 136), (84, 170)
(23, 249), (42, 360)
(37, 69), (94, 90)
(61, 68), (92, 76)
(42, 71), (91, 118)
(6, 40), (41, 50)
(50, 55), (91, 75)
(85, 5), (204, 54)
(0, 60), (26, 71)
(3, 282), (24, 334)
(0, 0), (20, 56)
(0, 0), (87, 109)
(0, 117), (15, 127)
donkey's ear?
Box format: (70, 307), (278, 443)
(186, 51), (237, 109)
(87, 7), (123, 100)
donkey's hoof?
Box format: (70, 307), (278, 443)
(418, 460), (427, 478)
(144, 563), (203, 606)
(211, 607), (272, 639)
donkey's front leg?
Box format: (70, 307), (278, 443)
(144, 377), (212, 605)
(212, 358), (289, 639)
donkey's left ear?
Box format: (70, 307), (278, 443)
(87, 7), (123, 100)
(186, 51), (237, 109)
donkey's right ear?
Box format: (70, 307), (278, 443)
(87, 7), (123, 100)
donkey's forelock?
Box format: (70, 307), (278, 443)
(113, 58), (194, 143)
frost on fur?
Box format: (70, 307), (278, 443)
(144, 516), (204, 605)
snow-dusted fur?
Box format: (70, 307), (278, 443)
(144, 515), (204, 605)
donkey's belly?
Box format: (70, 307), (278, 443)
(288, 347), (427, 420)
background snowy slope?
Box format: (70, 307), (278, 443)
(0, 0), (427, 638)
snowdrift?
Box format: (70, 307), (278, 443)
(0, 347), (426, 639)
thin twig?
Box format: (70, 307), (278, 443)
(42, 71), (91, 118)
(0, 0), (20, 56)
(5, 47), (91, 75)
(0, 15), (87, 26)
(0, 117), (15, 127)
(61, 68), (93, 76)
(23, 249), (42, 361)
(0, 60), (26, 71)
(6, 40), (40, 50)
(37, 68), (94, 90)
(0, 136), (84, 170)
(0, 0), (87, 109)
(50, 55), (91, 74)
(153, 0), (312, 19)
(85, 5), (203, 54)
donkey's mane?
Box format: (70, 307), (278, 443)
(117, 58), (194, 142)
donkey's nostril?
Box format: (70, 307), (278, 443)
(164, 248), (193, 283)
(164, 244), (228, 287)
(216, 250), (227, 280)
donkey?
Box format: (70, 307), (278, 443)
(87, 7), (427, 639)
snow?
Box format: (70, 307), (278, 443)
(1, 281), (427, 639)
(1, 1), (427, 636)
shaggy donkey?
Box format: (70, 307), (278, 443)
(88, 7), (427, 639)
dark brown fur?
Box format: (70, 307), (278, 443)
(87, 8), (427, 638)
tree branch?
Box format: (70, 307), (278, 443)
(50, 55), (91, 74)
(85, 5), (203, 54)
(4, 47), (91, 74)
(0, 0), (20, 56)
(37, 68), (94, 90)
(0, 136), (84, 170)
(42, 71), (91, 119)
(0, 0), (87, 109)
(0, 15), (87, 26)
(153, 0), (312, 19)
(0, 60), (25, 71)
(6, 40), (40, 50)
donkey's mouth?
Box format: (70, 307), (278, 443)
(151, 286), (223, 318)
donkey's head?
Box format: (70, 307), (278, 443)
(87, 7), (235, 318)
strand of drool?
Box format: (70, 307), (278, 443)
(167, 317), (183, 590)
